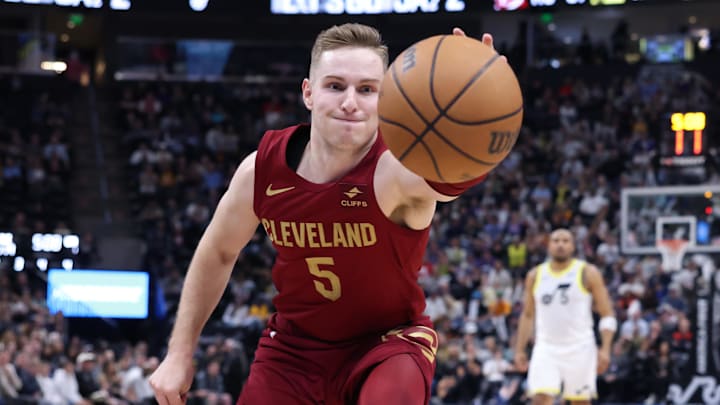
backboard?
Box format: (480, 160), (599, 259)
(621, 185), (720, 255)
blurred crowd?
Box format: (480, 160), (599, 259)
(0, 75), (74, 234)
(1, 53), (719, 405)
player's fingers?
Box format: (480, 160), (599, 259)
(482, 33), (494, 48)
(167, 392), (185, 405)
(452, 27), (466, 37)
(153, 392), (170, 405)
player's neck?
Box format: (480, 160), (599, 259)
(549, 258), (573, 272)
(299, 132), (376, 183)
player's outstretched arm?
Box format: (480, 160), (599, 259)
(585, 264), (616, 374)
(149, 152), (260, 405)
(514, 268), (537, 372)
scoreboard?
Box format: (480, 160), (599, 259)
(0, 231), (80, 272)
(662, 111), (708, 167)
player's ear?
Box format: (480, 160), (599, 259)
(302, 78), (313, 110)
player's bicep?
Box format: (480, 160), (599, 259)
(586, 265), (614, 317)
(198, 152), (259, 265)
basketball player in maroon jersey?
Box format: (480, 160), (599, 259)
(149, 24), (499, 405)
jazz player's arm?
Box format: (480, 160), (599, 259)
(166, 152), (260, 358)
(584, 264), (615, 354)
(514, 268), (537, 370)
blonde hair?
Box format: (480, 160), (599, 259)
(309, 23), (389, 79)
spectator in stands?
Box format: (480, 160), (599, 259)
(0, 343), (23, 401)
(13, 351), (42, 402)
(36, 361), (65, 405)
(75, 352), (111, 404)
(121, 357), (157, 405)
(52, 357), (89, 405)
(192, 359), (232, 405)
(43, 132), (70, 165)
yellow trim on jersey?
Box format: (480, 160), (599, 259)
(546, 259), (576, 278)
(532, 266), (543, 294)
(530, 387), (561, 395)
(576, 261), (590, 295)
(408, 332), (436, 350)
(564, 394), (595, 401)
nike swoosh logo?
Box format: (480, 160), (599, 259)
(265, 184), (295, 196)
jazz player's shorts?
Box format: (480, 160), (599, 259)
(527, 340), (598, 401)
(237, 314), (438, 405)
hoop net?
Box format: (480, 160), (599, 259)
(656, 239), (690, 272)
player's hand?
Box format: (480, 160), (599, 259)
(149, 353), (194, 405)
(452, 28), (508, 62)
(597, 348), (611, 374)
(514, 351), (529, 372)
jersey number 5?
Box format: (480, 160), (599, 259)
(305, 257), (342, 302)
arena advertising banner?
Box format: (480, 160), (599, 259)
(1, 0), (467, 13)
(493, 0), (705, 11)
(270, 0), (466, 14)
(0, 0), (709, 13)
(668, 271), (720, 404)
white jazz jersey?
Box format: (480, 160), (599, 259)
(533, 258), (594, 347)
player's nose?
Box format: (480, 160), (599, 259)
(340, 89), (358, 113)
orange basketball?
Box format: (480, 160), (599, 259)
(378, 35), (524, 183)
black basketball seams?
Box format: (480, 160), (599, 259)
(379, 116), (445, 181)
(428, 36), (448, 113)
(443, 105), (524, 125)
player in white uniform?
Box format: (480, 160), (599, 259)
(514, 229), (616, 405)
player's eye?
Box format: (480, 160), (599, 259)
(328, 82), (344, 91)
(359, 86), (375, 94)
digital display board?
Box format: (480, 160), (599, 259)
(47, 269), (150, 319)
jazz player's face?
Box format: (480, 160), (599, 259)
(548, 231), (575, 262)
(302, 47), (384, 151)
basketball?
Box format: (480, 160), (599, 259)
(378, 34), (524, 183)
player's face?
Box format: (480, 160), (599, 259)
(302, 47), (384, 151)
(548, 231), (574, 262)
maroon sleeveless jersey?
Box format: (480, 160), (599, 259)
(253, 124), (431, 342)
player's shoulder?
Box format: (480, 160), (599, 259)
(580, 261), (603, 282)
(579, 260), (600, 275)
(264, 123), (307, 137)
(525, 266), (541, 284)
(229, 151), (257, 188)
(257, 123), (308, 152)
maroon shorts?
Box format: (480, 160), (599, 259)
(237, 314), (438, 405)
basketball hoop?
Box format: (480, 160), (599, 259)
(656, 239), (690, 272)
